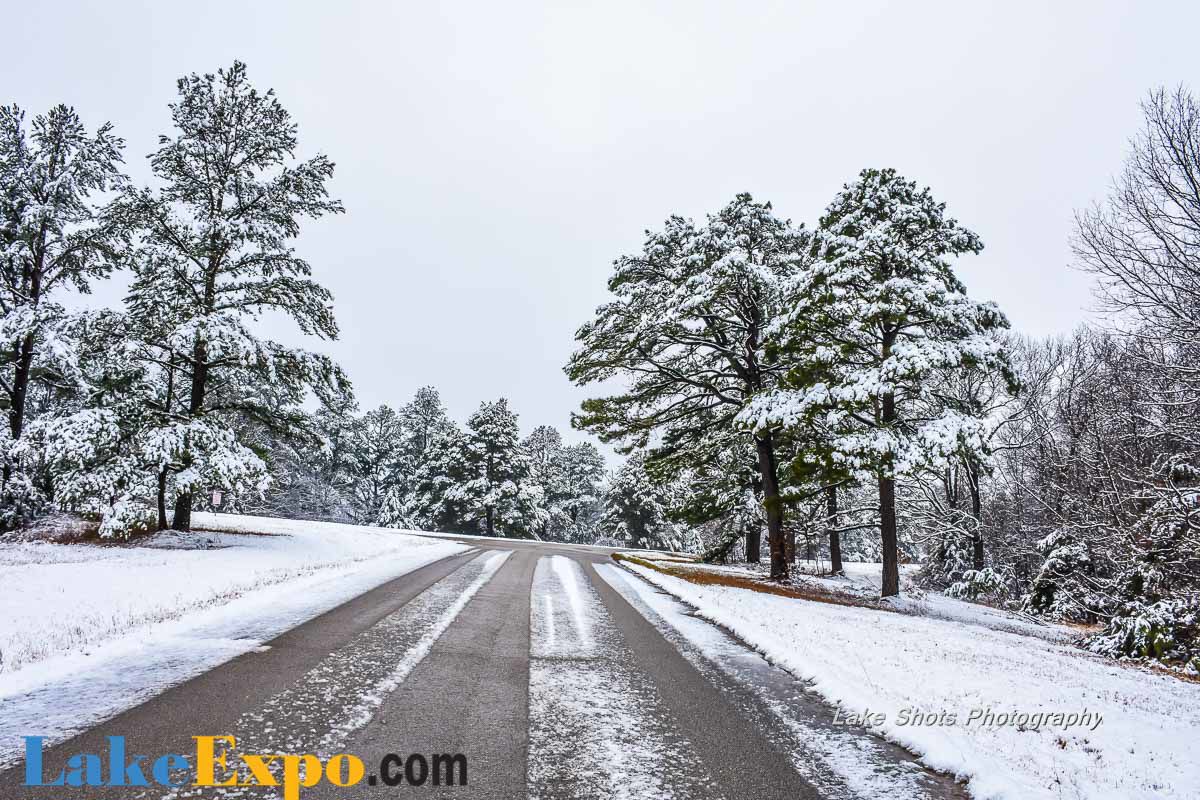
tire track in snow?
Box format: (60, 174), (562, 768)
(527, 555), (723, 800)
(133, 550), (510, 800)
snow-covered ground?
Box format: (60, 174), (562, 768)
(623, 560), (1200, 800)
(691, 558), (1078, 644)
(0, 512), (466, 766)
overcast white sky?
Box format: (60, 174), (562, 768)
(3, 1), (1196, 454)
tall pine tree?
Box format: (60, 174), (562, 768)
(567, 194), (809, 578)
(449, 398), (546, 538)
(110, 61), (348, 531)
(743, 169), (1014, 596)
(0, 104), (125, 524)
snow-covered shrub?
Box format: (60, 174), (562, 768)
(0, 466), (45, 530)
(97, 497), (158, 539)
(946, 567), (1010, 603)
(918, 511), (977, 589)
(1023, 528), (1105, 621)
(1084, 469), (1200, 669)
(1087, 599), (1199, 672)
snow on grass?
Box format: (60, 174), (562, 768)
(623, 561), (1200, 800)
(0, 512), (467, 766)
(641, 554), (1077, 645)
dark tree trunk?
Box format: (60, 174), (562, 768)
(745, 524), (761, 563)
(968, 465), (984, 570)
(171, 493), (192, 531)
(485, 505), (494, 536)
(9, 332), (36, 440)
(878, 473), (900, 597)
(157, 356), (176, 531)
(826, 485), (843, 576)
(755, 431), (788, 580)
(172, 339), (209, 532)
(157, 470), (169, 531)
(878, 390), (900, 597)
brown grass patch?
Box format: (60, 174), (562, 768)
(613, 552), (889, 612)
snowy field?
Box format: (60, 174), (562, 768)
(0, 513), (466, 766)
(624, 561), (1200, 800)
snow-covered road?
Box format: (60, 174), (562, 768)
(0, 533), (969, 800)
(3, 527), (1191, 799)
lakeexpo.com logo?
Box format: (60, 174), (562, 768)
(23, 735), (468, 798)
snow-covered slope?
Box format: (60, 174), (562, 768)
(624, 562), (1200, 800)
(0, 513), (466, 766)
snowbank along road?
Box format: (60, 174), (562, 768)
(0, 536), (967, 799)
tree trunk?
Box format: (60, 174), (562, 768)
(968, 465), (984, 571)
(157, 356), (176, 531)
(745, 523), (761, 563)
(9, 332), (36, 440)
(754, 431), (788, 580)
(485, 505), (494, 536)
(9, 231), (45, 442)
(172, 339), (209, 532)
(878, 473), (900, 597)
(157, 470), (169, 531)
(172, 493), (192, 531)
(878, 391), (900, 597)
(826, 485), (843, 576)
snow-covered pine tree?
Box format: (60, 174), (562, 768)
(345, 405), (408, 526)
(523, 425), (569, 537)
(449, 398), (547, 538)
(400, 386), (452, 461)
(0, 104), (125, 526)
(741, 169), (1014, 597)
(556, 441), (606, 542)
(404, 418), (471, 532)
(601, 454), (681, 551)
(109, 61), (348, 532)
(247, 405), (356, 522)
(33, 309), (163, 535)
(567, 194), (810, 578)
(659, 425), (763, 563)
(519, 426), (608, 542)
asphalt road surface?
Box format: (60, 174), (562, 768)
(0, 538), (969, 799)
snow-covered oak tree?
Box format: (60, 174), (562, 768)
(89, 61), (350, 533)
(567, 194), (810, 578)
(0, 104), (125, 525)
(741, 169), (1014, 597)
